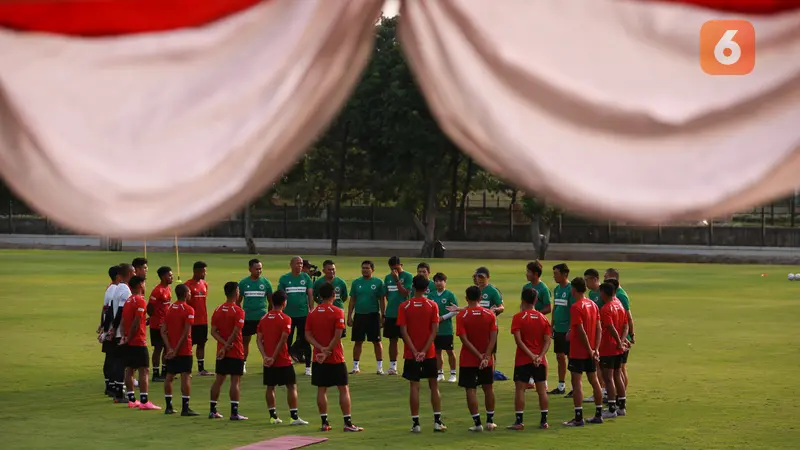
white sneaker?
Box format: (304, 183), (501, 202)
(485, 422), (497, 431)
(133, 378), (139, 387)
(291, 418), (309, 426)
(387, 368), (397, 375)
(243, 361), (247, 374)
(469, 424), (483, 432)
(447, 374), (457, 383)
(602, 411), (617, 419)
(304, 367), (312, 376)
(437, 373), (445, 381)
(616, 408), (627, 416)
(434, 422), (447, 432)
(349, 368), (360, 374)
(376, 369), (385, 376)
(410, 425), (421, 433)
(269, 417), (282, 425)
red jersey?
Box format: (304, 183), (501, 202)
(184, 279), (208, 325)
(121, 294), (147, 347)
(599, 299), (627, 357)
(456, 306), (498, 367)
(510, 310), (552, 367)
(163, 302), (195, 356)
(257, 310), (293, 368)
(211, 302), (245, 359)
(305, 304), (346, 364)
(147, 283), (172, 329)
(569, 298), (600, 359)
(396, 298), (439, 360)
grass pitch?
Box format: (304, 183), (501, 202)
(0, 249), (798, 449)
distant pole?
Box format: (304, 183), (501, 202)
(7, 200), (13, 234)
(770, 203), (775, 226)
(792, 189), (798, 228)
(607, 220), (612, 244)
(283, 204), (288, 238)
(761, 207), (766, 246)
(330, 121), (349, 256)
(707, 220), (714, 246)
(657, 224), (662, 244)
(370, 203), (376, 240)
(482, 190), (487, 213)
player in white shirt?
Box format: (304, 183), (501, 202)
(99, 266), (120, 397)
(108, 263), (135, 402)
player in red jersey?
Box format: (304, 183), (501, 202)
(132, 257), (148, 288)
(160, 283), (199, 416)
(508, 288), (552, 431)
(598, 282), (629, 418)
(209, 282), (247, 420)
(257, 290), (309, 426)
(456, 286), (498, 432)
(397, 275), (445, 433)
(120, 276), (161, 410)
(563, 277), (603, 426)
(147, 266), (173, 382)
(305, 283), (363, 433)
(185, 261), (213, 376)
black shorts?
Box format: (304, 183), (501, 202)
(568, 357), (596, 374)
(383, 316), (401, 339)
(621, 349), (630, 364)
(513, 364), (547, 383)
(166, 355), (193, 374)
(216, 357), (244, 376)
(458, 366), (494, 389)
(149, 328), (164, 347)
(102, 338), (115, 353)
(402, 358), (438, 382)
(242, 320), (260, 337)
(263, 365), (297, 387)
(124, 345), (150, 369)
(434, 335), (454, 351)
(351, 313), (381, 343)
(554, 332), (570, 354)
(311, 362), (348, 387)
(192, 324), (208, 346)
(599, 355), (623, 370)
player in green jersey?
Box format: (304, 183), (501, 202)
(347, 260), (385, 375)
(278, 257), (314, 376)
(237, 259), (274, 375)
(583, 268), (605, 394)
(474, 266), (506, 380)
(604, 269), (635, 390)
(313, 260), (348, 310)
(550, 263), (575, 396)
(416, 262), (437, 298)
(522, 261), (552, 315)
(382, 256), (413, 376)
(430, 272), (459, 383)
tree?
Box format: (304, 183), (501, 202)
(522, 195), (560, 259)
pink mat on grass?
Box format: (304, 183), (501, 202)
(234, 436), (328, 450)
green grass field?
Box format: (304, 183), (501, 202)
(1, 249), (799, 449)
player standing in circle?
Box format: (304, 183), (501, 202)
(508, 288), (551, 431)
(550, 263), (575, 396)
(430, 272), (458, 383)
(120, 275), (161, 410)
(398, 275), (446, 433)
(160, 283), (199, 416)
(416, 262), (436, 297)
(185, 261), (213, 376)
(209, 282), (248, 421)
(382, 256), (413, 376)
(347, 260), (385, 375)
(257, 290), (308, 426)
(314, 260), (348, 340)
(521, 261), (552, 314)
(598, 282), (629, 419)
(473, 267), (505, 380)
(238, 258), (273, 375)
(109, 263), (134, 402)
(279, 256), (315, 376)
(100, 265), (120, 397)
(132, 257), (148, 290)
(147, 266), (173, 382)
(604, 269), (635, 389)
(583, 268), (605, 394)
(305, 283), (364, 432)
(457, 286), (499, 432)
(563, 277), (603, 426)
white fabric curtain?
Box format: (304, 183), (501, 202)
(0, 0), (384, 237)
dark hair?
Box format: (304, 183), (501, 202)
(318, 282), (335, 300)
(248, 258), (261, 268)
(412, 275), (428, 292)
(388, 256), (401, 267)
(157, 266), (171, 278)
(466, 286), (481, 301)
(118, 263), (134, 277)
(361, 260), (375, 270)
(224, 281), (238, 298)
(272, 290), (287, 306)
(606, 278), (620, 291)
(605, 268), (620, 279)
(432, 272), (447, 282)
(583, 268), (599, 279)
(175, 284), (189, 300)
(526, 260), (543, 277)
(570, 277), (587, 293)
(553, 263), (570, 276)
(417, 262), (431, 272)
(128, 276), (145, 291)
(108, 265), (120, 281)
(521, 288), (538, 305)
(193, 261), (207, 271)
(599, 282), (615, 297)
(322, 259), (335, 267)
(131, 257), (148, 268)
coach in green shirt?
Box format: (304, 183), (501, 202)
(550, 262), (575, 396)
(277, 256), (314, 374)
(237, 258), (273, 371)
(381, 256), (412, 376)
(604, 268), (635, 389)
(583, 268), (602, 308)
(347, 260), (385, 374)
(522, 260), (552, 314)
(313, 259), (348, 309)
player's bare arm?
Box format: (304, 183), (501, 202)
(173, 321), (191, 359)
(267, 292), (273, 311)
(328, 328), (344, 353)
(226, 326), (241, 350)
(160, 322), (172, 357)
(576, 324), (593, 358)
(540, 334), (552, 360)
(514, 330), (538, 363)
(483, 330), (498, 367)
(347, 296), (355, 327)
(459, 334), (483, 360)
(304, 329), (325, 352)
(618, 323), (630, 351)
(593, 319), (602, 354)
(306, 288), (313, 312)
(539, 304), (552, 315)
(270, 331), (290, 366)
(379, 296), (386, 325)
(123, 315), (140, 345)
(399, 326), (419, 356)
(626, 310), (636, 344)
(420, 322), (438, 360)
(236, 294), (243, 307)
(210, 325), (225, 345)
(256, 331), (269, 365)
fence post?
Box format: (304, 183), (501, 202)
(761, 207), (766, 246)
(283, 204), (288, 238)
(370, 203), (376, 240)
(7, 200), (13, 234)
(607, 220), (612, 244)
(770, 203), (775, 226)
(707, 219), (714, 246)
(482, 191), (487, 213)
(791, 191), (797, 228)
(657, 224), (662, 244)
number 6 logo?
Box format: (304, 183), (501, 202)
(700, 20), (755, 75)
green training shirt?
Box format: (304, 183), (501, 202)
(552, 283), (576, 333)
(313, 276), (348, 309)
(422, 280), (436, 298)
(277, 272), (312, 318)
(521, 280), (551, 313)
(616, 286), (631, 339)
(238, 276), (273, 321)
(383, 271), (413, 318)
(479, 284), (503, 309)
(430, 289), (458, 336)
(350, 276), (384, 314)
(588, 288), (602, 308)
